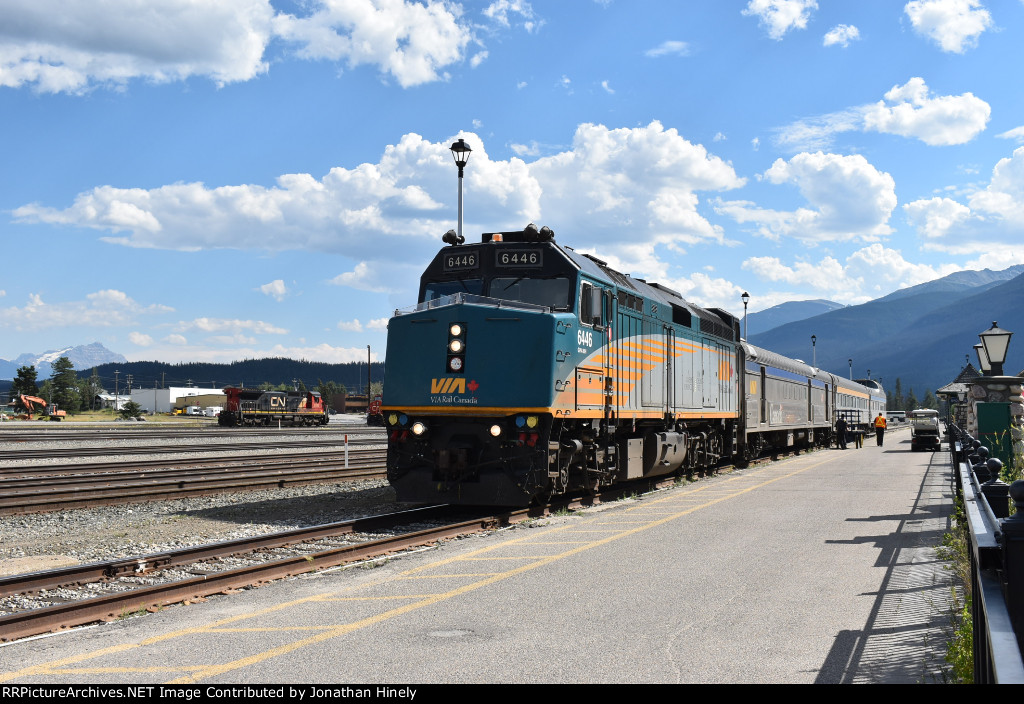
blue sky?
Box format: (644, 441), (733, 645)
(2, 0), (1023, 366)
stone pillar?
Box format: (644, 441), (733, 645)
(968, 375), (1024, 480)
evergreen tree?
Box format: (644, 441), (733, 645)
(11, 365), (40, 411)
(922, 390), (938, 410)
(77, 369), (102, 411)
(893, 378), (904, 412)
(49, 357), (81, 413)
(119, 400), (143, 420)
(904, 388), (919, 413)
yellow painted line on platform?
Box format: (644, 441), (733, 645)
(402, 573), (503, 578)
(1, 452), (838, 684)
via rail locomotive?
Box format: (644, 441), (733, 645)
(382, 225), (884, 506)
(218, 387), (329, 427)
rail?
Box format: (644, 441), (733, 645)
(948, 424), (1024, 683)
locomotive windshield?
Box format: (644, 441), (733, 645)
(419, 242), (577, 311)
(488, 277), (571, 309)
(423, 278), (484, 300)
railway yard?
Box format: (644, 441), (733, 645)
(0, 421), (408, 639)
(0, 423), (954, 684)
(0, 420), (618, 645)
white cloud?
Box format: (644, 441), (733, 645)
(1, 0), (479, 94)
(742, 0), (818, 40)
(742, 244), (961, 302)
(163, 334), (188, 346)
(258, 279), (288, 301)
(483, 1), (542, 33)
(0, 290), (173, 331)
(129, 332), (154, 347)
(176, 318), (287, 335)
(272, 0), (472, 88)
(777, 77), (990, 150)
(645, 41), (690, 58)
(368, 318), (390, 331)
(601, 80), (614, 94)
(823, 24), (860, 48)
(337, 319), (364, 332)
(904, 0), (992, 53)
(330, 261), (409, 293)
(0, 0), (274, 93)
(17, 123), (743, 282)
(716, 152), (896, 244)
(997, 127), (1024, 144)
(862, 77), (990, 146)
(904, 147), (1024, 257)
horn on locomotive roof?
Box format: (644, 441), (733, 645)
(442, 229), (464, 246)
(523, 223), (555, 241)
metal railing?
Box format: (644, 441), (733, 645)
(949, 424), (1024, 683)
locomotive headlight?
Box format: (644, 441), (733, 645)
(449, 339), (464, 353)
(448, 356), (463, 372)
(489, 424), (502, 437)
(411, 421), (427, 436)
(450, 324), (462, 337)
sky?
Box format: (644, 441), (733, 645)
(2, 0), (1023, 367)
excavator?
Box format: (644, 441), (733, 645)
(17, 395), (67, 421)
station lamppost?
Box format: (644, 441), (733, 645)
(848, 358), (853, 380)
(741, 291), (750, 340)
(450, 139), (472, 242)
(979, 321), (1013, 376)
(811, 335), (817, 368)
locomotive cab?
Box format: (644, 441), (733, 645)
(384, 230), (579, 505)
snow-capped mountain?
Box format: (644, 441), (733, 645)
(0, 343), (127, 380)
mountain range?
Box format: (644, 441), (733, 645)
(748, 265), (1024, 397)
(0, 342), (126, 381)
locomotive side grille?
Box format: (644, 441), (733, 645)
(699, 315), (734, 341)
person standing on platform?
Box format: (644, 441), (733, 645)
(836, 416), (848, 449)
(874, 413), (887, 446)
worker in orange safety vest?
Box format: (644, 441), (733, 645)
(874, 413), (887, 447)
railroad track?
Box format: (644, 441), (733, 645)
(0, 435), (384, 462)
(0, 426), (382, 444)
(0, 505), (530, 643)
(0, 449), (388, 515)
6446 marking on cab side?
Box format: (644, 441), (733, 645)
(577, 328), (593, 353)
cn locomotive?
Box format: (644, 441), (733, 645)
(382, 225), (884, 506)
(218, 387), (329, 427)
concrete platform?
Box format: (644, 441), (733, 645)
(0, 426), (956, 684)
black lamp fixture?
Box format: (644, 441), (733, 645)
(450, 138), (472, 242)
(979, 321), (1012, 376)
(741, 291), (750, 340)
(848, 358), (852, 380)
(811, 334), (817, 368)
(974, 342), (992, 376)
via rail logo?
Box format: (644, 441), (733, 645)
(430, 378), (480, 405)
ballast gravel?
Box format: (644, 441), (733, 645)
(0, 425), (405, 577)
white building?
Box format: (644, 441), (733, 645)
(128, 386), (223, 414)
